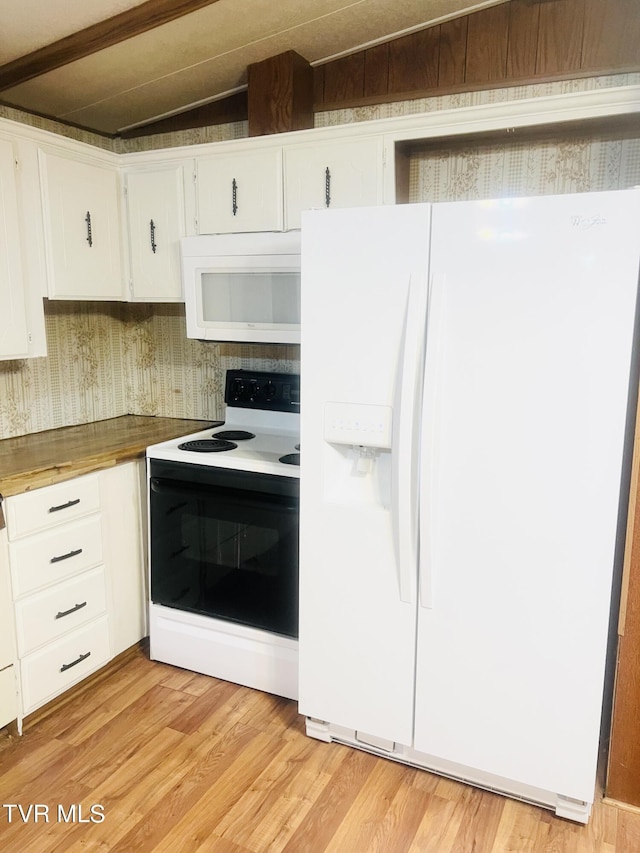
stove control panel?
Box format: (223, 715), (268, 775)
(225, 370), (300, 412)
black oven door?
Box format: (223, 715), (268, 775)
(149, 459), (299, 638)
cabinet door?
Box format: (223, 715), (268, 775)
(0, 529), (16, 671)
(39, 149), (124, 299)
(284, 137), (383, 230)
(0, 138), (29, 358)
(197, 148), (283, 233)
(100, 461), (147, 656)
(125, 162), (190, 301)
(0, 529), (17, 728)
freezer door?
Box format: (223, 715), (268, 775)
(414, 190), (640, 803)
(298, 204), (430, 744)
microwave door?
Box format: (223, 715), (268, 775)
(182, 240), (301, 344)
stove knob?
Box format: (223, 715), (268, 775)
(264, 381), (276, 400)
(230, 379), (244, 400)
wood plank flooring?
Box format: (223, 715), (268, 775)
(1, 643), (639, 853)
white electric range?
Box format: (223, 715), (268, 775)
(146, 370), (300, 700)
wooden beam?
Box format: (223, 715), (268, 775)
(0, 0), (222, 92)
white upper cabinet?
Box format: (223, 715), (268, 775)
(39, 148), (124, 300)
(283, 137), (384, 230)
(0, 134), (47, 360)
(124, 161), (193, 301)
(0, 137), (29, 358)
(196, 148), (283, 234)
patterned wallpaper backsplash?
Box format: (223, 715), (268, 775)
(0, 302), (300, 439)
(0, 74), (638, 440)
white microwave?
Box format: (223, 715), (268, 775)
(181, 231), (301, 344)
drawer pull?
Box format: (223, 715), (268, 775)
(55, 601), (88, 620)
(60, 651), (91, 673)
(49, 498), (81, 514)
(50, 548), (83, 564)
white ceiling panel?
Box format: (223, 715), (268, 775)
(0, 0), (505, 134)
(0, 0), (151, 63)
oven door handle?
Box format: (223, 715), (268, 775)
(149, 477), (299, 508)
(150, 478), (196, 497)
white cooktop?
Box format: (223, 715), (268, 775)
(146, 407), (300, 478)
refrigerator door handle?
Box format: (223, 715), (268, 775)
(419, 273), (446, 610)
(391, 272), (429, 604)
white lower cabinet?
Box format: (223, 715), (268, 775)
(100, 460), (148, 657)
(4, 461), (146, 721)
(8, 514), (104, 599)
(0, 529), (18, 729)
(0, 667), (17, 729)
(14, 566), (108, 656)
(20, 616), (110, 714)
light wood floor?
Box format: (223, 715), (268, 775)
(1, 643), (639, 853)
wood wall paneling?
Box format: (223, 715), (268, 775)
(581, 0), (640, 70)
(465, 4), (510, 84)
(536, 0), (585, 75)
(247, 51), (313, 137)
(322, 53), (365, 105)
(388, 28), (440, 94)
(313, 66), (326, 110)
(119, 92), (248, 138)
(309, 0), (639, 123)
(607, 461), (640, 807)
(363, 43), (390, 99)
(506, 0), (541, 79)
(438, 17), (468, 88)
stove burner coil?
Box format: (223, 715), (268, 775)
(279, 453), (300, 466)
(178, 439), (238, 452)
(212, 430), (256, 441)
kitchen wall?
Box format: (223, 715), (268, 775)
(314, 74), (640, 201)
(0, 73), (637, 441)
(0, 302), (299, 439)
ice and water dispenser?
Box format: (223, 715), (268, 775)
(322, 402), (393, 506)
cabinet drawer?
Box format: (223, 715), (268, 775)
(20, 616), (110, 714)
(14, 567), (107, 656)
(6, 474), (101, 540)
(9, 514), (103, 598)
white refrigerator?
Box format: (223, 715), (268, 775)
(298, 190), (640, 823)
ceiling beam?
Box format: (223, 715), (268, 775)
(0, 0), (223, 92)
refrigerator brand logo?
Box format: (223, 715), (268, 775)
(571, 214), (607, 229)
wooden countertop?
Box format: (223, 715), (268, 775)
(0, 415), (220, 498)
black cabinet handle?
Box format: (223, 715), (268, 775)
(85, 211), (93, 247)
(60, 651), (91, 673)
(55, 601), (87, 620)
(150, 219), (157, 253)
(232, 178), (238, 216)
(50, 548), (83, 564)
(48, 498), (80, 514)
(325, 167), (331, 208)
